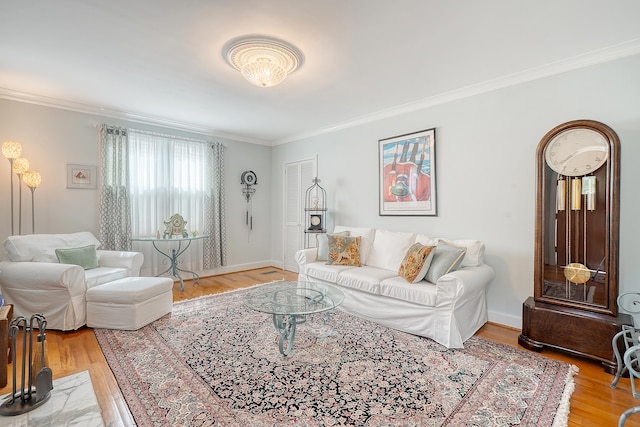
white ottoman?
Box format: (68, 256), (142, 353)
(86, 277), (173, 330)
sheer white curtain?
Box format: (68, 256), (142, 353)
(127, 130), (225, 276)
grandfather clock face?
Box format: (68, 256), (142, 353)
(536, 121), (619, 315)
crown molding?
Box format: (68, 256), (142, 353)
(0, 88), (270, 146)
(1, 38), (638, 147)
(274, 38), (640, 145)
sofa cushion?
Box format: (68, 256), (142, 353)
(85, 267), (129, 288)
(326, 235), (361, 266)
(437, 238), (485, 267)
(367, 229), (416, 271)
(424, 242), (466, 283)
(414, 233), (438, 246)
(316, 231), (349, 261)
(55, 245), (99, 270)
(333, 226), (376, 264)
(398, 243), (436, 283)
(4, 232), (101, 262)
(379, 276), (438, 306)
(336, 266), (397, 295)
(305, 262), (357, 283)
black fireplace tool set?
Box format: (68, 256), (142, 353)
(0, 314), (53, 416)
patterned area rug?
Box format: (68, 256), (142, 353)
(95, 284), (578, 426)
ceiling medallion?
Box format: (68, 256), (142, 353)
(223, 36), (304, 88)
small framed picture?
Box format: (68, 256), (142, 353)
(379, 128), (437, 216)
(67, 164), (97, 189)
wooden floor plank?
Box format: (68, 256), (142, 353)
(1, 267), (639, 426)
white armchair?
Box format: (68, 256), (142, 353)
(0, 232), (143, 330)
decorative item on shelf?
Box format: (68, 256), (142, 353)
(163, 214), (188, 238)
(0, 314), (53, 416)
(22, 171), (41, 234)
(2, 141), (22, 235)
(12, 157), (29, 235)
(309, 214), (323, 231)
(224, 36), (304, 88)
(241, 171), (257, 233)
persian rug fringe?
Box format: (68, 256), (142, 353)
(173, 280), (282, 305)
(552, 364), (579, 427)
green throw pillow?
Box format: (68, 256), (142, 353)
(424, 242), (466, 283)
(55, 245), (99, 270)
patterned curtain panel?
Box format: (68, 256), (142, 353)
(98, 124), (132, 250)
(205, 142), (227, 268)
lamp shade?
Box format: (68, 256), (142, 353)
(2, 141), (22, 159)
(23, 170), (41, 189)
(12, 157), (29, 175)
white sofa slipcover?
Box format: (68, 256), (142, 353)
(0, 232), (144, 330)
(296, 226), (495, 348)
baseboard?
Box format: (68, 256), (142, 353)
(199, 260), (275, 277)
(488, 310), (521, 329)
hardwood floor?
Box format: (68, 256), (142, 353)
(1, 267), (638, 426)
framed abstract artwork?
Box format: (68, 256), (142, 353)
(67, 164), (97, 189)
(379, 128), (436, 216)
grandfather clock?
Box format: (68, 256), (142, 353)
(518, 119), (632, 373)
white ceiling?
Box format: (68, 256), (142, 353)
(1, 1), (639, 145)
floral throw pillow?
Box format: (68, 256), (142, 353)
(326, 235), (361, 266)
(398, 243), (436, 283)
(316, 231), (350, 261)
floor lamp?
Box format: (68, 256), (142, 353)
(22, 171), (41, 234)
(12, 157), (29, 235)
(1, 141), (22, 235)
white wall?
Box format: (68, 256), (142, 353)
(0, 100), (273, 272)
(270, 54), (640, 328)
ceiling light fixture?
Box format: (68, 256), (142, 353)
(224, 36), (303, 88)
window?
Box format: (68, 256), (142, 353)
(99, 125), (226, 274)
(128, 130), (210, 238)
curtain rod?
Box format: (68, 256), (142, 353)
(96, 123), (227, 147)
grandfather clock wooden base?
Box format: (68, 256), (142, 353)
(518, 297), (633, 374)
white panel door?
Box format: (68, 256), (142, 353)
(283, 158), (316, 272)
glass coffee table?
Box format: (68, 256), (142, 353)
(245, 281), (344, 356)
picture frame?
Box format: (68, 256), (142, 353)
(66, 164), (97, 189)
(379, 128), (437, 216)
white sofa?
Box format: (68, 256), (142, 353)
(296, 226), (495, 348)
(0, 232), (144, 330)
